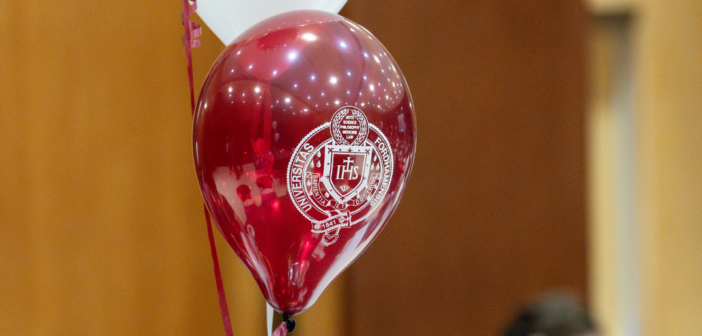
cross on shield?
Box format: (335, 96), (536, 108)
(320, 144), (373, 204)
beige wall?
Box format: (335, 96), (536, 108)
(588, 0), (702, 335)
(637, 0), (702, 335)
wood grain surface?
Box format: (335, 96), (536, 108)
(340, 2), (588, 335)
(0, 1), (588, 335)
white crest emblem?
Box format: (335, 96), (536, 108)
(287, 106), (394, 245)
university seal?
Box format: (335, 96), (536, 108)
(287, 106), (394, 245)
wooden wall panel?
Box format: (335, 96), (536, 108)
(340, 2), (588, 335)
(0, 1), (587, 335)
(0, 1), (267, 335)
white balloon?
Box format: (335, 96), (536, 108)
(196, 0), (348, 46)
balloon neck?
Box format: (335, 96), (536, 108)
(282, 313), (296, 333)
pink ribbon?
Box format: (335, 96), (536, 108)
(181, 2), (234, 336)
(181, 0), (201, 112)
(181, 4), (292, 336)
(272, 322), (288, 336)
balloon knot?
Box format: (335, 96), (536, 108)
(282, 314), (296, 333)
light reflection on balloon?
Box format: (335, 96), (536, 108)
(193, 10), (416, 316)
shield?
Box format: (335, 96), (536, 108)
(320, 144), (373, 204)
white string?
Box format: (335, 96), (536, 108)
(266, 302), (274, 335)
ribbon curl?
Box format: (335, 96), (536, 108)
(181, 0), (201, 112)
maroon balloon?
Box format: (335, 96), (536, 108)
(193, 10), (416, 316)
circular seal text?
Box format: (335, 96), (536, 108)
(287, 106), (393, 245)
